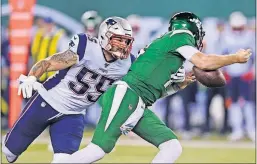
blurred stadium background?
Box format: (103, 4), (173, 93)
(1, 0), (256, 163)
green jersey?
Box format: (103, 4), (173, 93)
(122, 30), (196, 106)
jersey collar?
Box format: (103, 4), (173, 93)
(101, 48), (117, 63)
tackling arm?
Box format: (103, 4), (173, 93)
(18, 34), (82, 98)
(28, 49), (78, 79)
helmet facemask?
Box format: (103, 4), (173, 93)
(196, 26), (205, 51)
(188, 17), (205, 51)
(104, 31), (134, 59)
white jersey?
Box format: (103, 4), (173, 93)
(37, 33), (133, 114)
(220, 29), (255, 77)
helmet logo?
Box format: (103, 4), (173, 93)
(182, 24), (187, 27)
(105, 19), (117, 26)
(189, 18), (202, 30)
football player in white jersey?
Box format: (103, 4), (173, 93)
(2, 17), (136, 163)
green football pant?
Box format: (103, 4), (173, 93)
(92, 81), (177, 153)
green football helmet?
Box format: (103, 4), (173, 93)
(168, 12), (205, 50)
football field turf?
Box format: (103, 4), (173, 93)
(1, 138), (255, 163)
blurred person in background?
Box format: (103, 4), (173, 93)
(248, 17), (256, 110)
(127, 14), (163, 56)
(1, 56), (9, 129)
(31, 17), (69, 83)
(81, 10), (102, 37)
(1, 26), (10, 65)
(28, 17), (46, 70)
(201, 18), (230, 135)
(31, 17), (45, 37)
(1, 25), (10, 129)
(248, 18), (256, 32)
(220, 12), (255, 141)
(177, 61), (199, 139)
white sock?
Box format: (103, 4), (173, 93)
(228, 103), (243, 134)
(152, 139), (182, 163)
(58, 142), (106, 163)
(2, 143), (18, 162)
(51, 153), (70, 163)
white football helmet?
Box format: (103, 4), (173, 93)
(98, 17), (134, 59)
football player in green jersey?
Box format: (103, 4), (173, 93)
(59, 12), (252, 163)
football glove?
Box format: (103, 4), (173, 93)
(170, 66), (185, 83)
(18, 74), (37, 98)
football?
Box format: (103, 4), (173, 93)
(192, 66), (226, 88)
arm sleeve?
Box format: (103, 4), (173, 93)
(171, 32), (199, 60)
(69, 33), (88, 61)
(176, 45), (200, 60)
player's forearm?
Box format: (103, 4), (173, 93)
(28, 59), (51, 79)
(28, 50), (78, 79)
(202, 54), (238, 70)
(193, 53), (238, 70)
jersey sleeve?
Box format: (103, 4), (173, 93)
(176, 45), (200, 60)
(171, 32), (199, 60)
(69, 33), (88, 61)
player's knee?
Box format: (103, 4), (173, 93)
(51, 153), (71, 163)
(159, 139), (182, 156)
